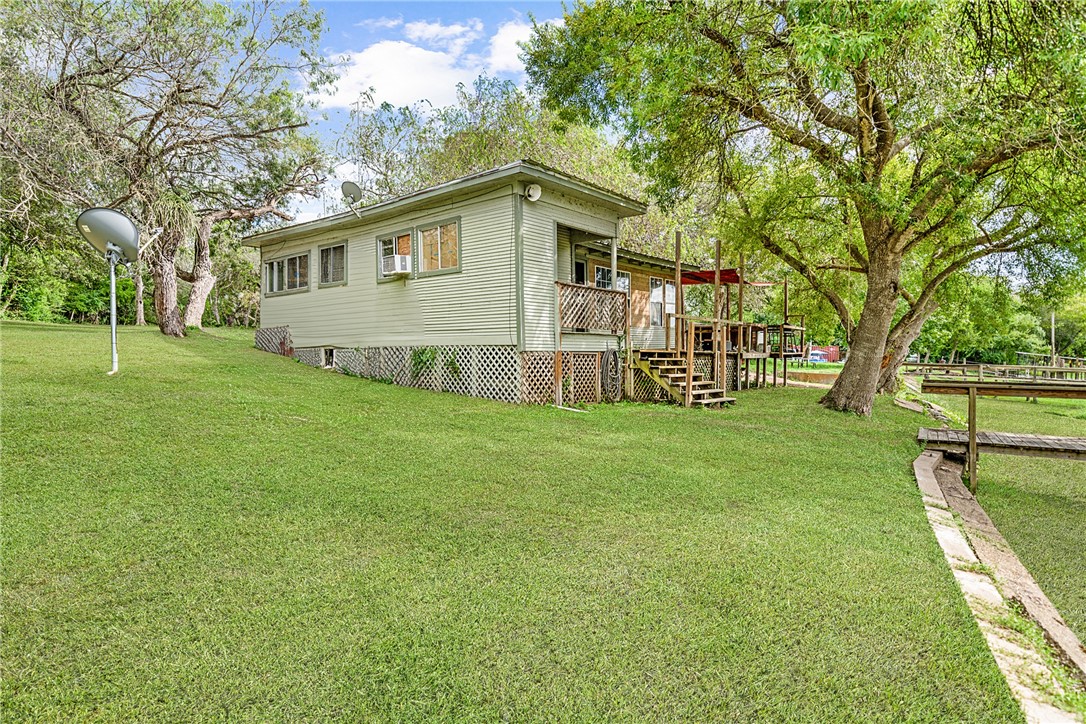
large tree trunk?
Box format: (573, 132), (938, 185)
(876, 300), (938, 394)
(181, 218), (216, 328)
(821, 243), (901, 415)
(134, 257), (146, 325)
(148, 231), (185, 337)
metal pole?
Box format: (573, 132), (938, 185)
(108, 249), (119, 375)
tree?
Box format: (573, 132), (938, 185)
(339, 77), (638, 203)
(2, 0), (331, 336)
(524, 0), (1086, 414)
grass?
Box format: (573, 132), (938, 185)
(925, 390), (1086, 647)
(2, 321), (1022, 721)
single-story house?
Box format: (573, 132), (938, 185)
(245, 160), (700, 404)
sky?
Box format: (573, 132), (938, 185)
(294, 1), (566, 221)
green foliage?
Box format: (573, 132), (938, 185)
(1, 0), (333, 332)
(444, 349), (462, 378)
(524, 0), (1086, 403)
(409, 346), (438, 380)
(337, 76), (691, 256)
(913, 274), (1046, 362)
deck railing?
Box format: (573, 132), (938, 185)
(556, 281), (627, 334)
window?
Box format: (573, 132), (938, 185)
(595, 266), (610, 289)
(319, 243), (346, 286)
(379, 231), (412, 278)
(595, 267), (630, 292)
(616, 270), (630, 293)
(649, 277), (676, 326)
(265, 252), (309, 294)
(419, 220), (458, 273)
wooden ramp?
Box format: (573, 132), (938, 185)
(919, 427), (1086, 461)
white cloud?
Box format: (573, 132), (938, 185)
(354, 16), (403, 31)
(311, 16), (564, 112)
(486, 20), (533, 74)
(315, 41), (479, 109)
(403, 18), (483, 57)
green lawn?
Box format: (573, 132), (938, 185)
(926, 391), (1086, 645)
(2, 321), (1021, 721)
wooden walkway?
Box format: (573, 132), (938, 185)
(919, 427), (1086, 461)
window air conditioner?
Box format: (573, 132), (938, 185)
(383, 255), (411, 275)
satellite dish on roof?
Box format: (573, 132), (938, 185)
(75, 207), (141, 376)
(524, 183), (542, 202)
(341, 180), (363, 205)
(76, 207), (140, 264)
(341, 180), (364, 218)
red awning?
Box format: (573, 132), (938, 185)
(681, 269), (774, 286)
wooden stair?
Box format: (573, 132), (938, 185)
(633, 350), (735, 407)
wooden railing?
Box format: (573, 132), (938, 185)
(904, 363), (1086, 382)
(920, 378), (1086, 492)
(556, 281), (627, 334)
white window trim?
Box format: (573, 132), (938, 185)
(649, 276), (675, 327)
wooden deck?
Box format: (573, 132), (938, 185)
(918, 427), (1086, 461)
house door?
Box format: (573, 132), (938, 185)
(574, 259), (587, 285)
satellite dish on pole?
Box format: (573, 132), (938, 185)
(341, 181), (364, 218)
(77, 208), (140, 264)
(76, 208), (141, 376)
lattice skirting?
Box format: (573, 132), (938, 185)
(631, 368), (669, 402)
(255, 326), (293, 356)
(331, 346), (521, 403)
(520, 351), (624, 405)
(259, 328), (625, 405)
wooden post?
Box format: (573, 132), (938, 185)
(783, 277), (789, 323)
(968, 385), (978, 493)
(737, 253), (745, 391)
(665, 312), (671, 351)
(624, 295), (632, 399)
(674, 230), (683, 344)
(554, 350), (563, 407)
(595, 351), (602, 403)
(685, 317), (695, 407)
(713, 236), (722, 389)
(737, 253), (745, 323)
(610, 237), (618, 293)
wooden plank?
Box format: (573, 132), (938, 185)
(685, 318), (695, 408)
(921, 379), (1086, 399)
(918, 427), (1086, 461)
(967, 387), (977, 493)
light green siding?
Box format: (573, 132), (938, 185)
(520, 190), (619, 352)
(631, 327), (666, 349)
(259, 186), (516, 349)
(561, 334), (620, 352)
